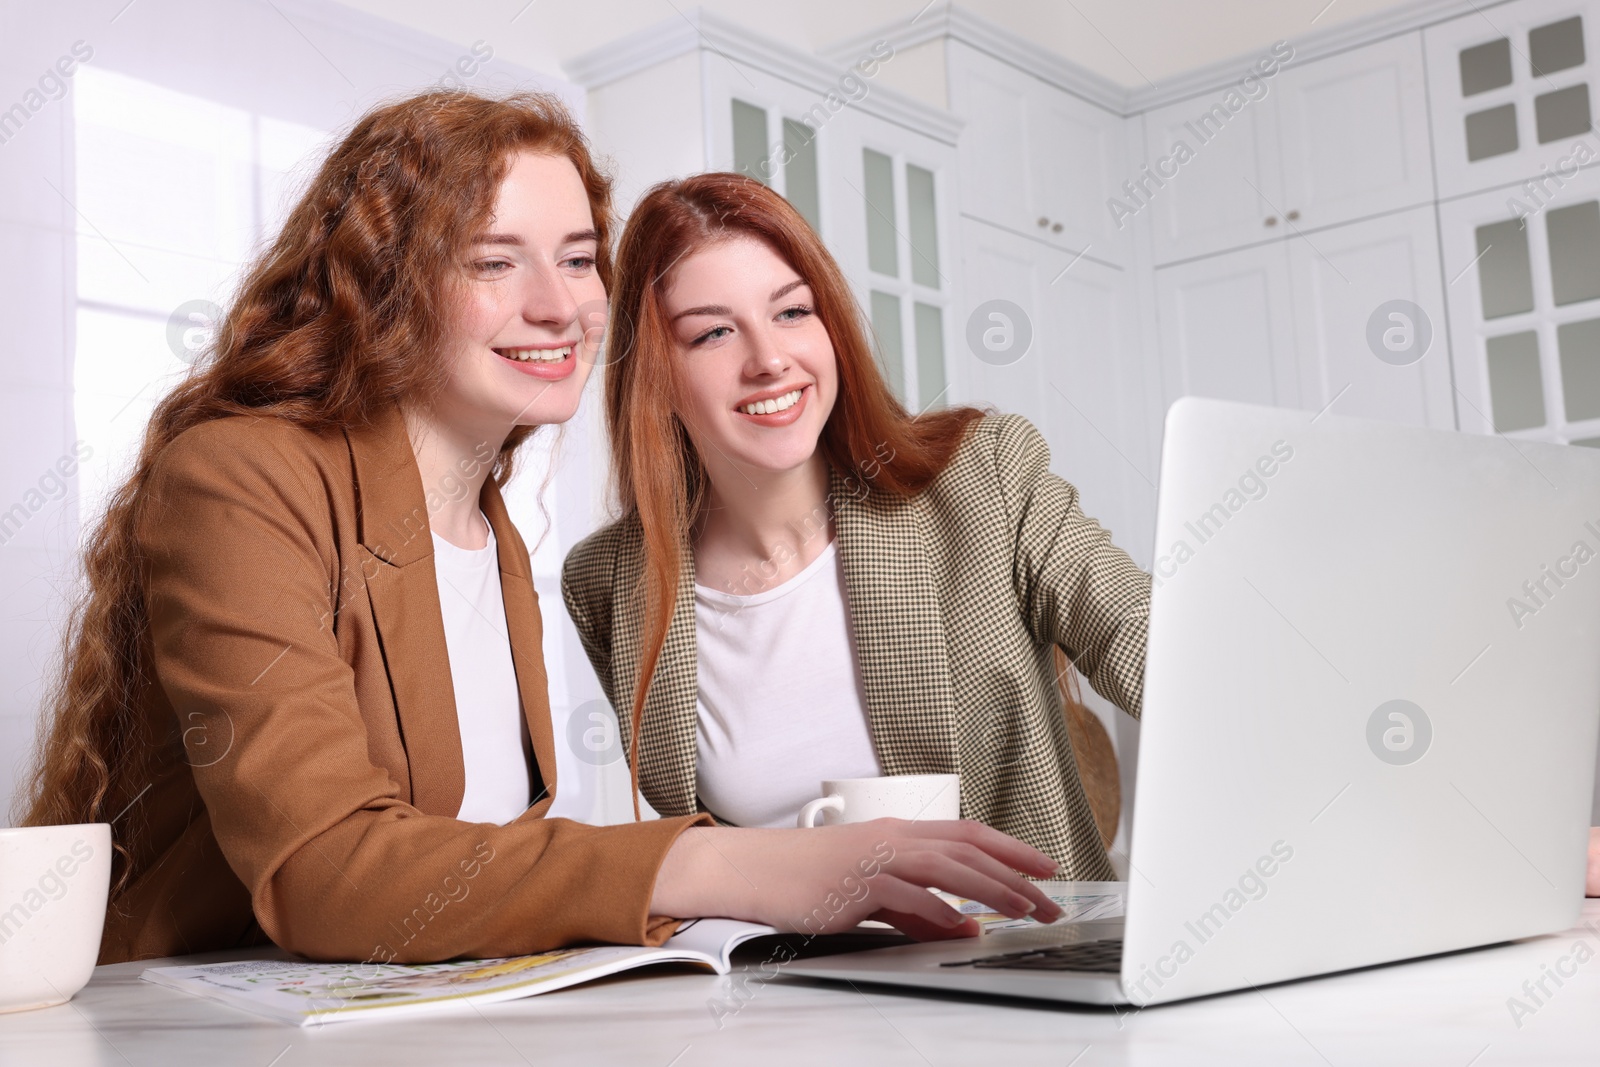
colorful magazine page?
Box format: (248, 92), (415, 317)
(139, 920), (779, 1027)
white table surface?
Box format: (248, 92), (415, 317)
(8, 897), (1600, 1066)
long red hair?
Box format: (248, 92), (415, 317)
(19, 90), (615, 894)
(604, 173), (987, 817)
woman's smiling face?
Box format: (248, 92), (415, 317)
(662, 235), (837, 481)
(439, 150), (606, 435)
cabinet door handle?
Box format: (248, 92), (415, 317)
(1286, 209), (1301, 222)
(1037, 217), (1050, 228)
(1265, 216), (1279, 227)
(1050, 222), (1063, 233)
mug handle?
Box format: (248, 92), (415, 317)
(797, 795), (846, 828)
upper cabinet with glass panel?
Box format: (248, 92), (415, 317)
(1441, 150), (1600, 447)
(730, 98), (822, 234)
(861, 146), (950, 412)
(691, 42), (961, 414)
(1425, 0), (1598, 199)
(1468, 192), (1600, 436)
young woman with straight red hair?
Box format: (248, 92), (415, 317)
(562, 172), (1154, 884)
(21, 93), (1062, 965)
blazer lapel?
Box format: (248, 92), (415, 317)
(480, 476), (557, 813)
(830, 466), (961, 777)
(599, 464), (964, 816)
(345, 402), (465, 817)
(605, 528), (701, 817)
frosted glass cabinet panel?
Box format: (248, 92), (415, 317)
(1460, 37), (1514, 95)
(1533, 82), (1592, 142)
(912, 302), (947, 411)
(1441, 164), (1600, 444)
(863, 148), (899, 276)
(1531, 14), (1589, 73)
(1558, 317), (1600, 420)
(1547, 200), (1600, 306)
(1425, 0), (1599, 199)
(703, 57), (959, 411)
(907, 164), (940, 288)
(711, 65), (856, 239)
(726, 92), (824, 231)
(1464, 103), (1520, 161)
(819, 105), (958, 411)
(1476, 218), (1537, 319)
(869, 290), (906, 397)
(781, 118), (821, 229)
(1486, 331), (1548, 431)
(731, 99), (769, 184)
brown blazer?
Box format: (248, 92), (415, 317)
(101, 399), (711, 964)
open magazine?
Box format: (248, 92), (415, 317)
(140, 886), (1122, 1026)
(140, 918), (799, 1027)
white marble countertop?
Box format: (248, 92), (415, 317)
(7, 898), (1600, 1066)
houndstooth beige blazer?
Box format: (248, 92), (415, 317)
(561, 414), (1152, 879)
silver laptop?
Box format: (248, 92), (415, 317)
(786, 396), (1600, 1006)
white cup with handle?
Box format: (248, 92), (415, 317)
(797, 774), (961, 828)
(0, 822), (111, 1014)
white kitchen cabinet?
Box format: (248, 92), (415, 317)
(958, 217), (1152, 562)
(1143, 33), (1432, 265)
(956, 216), (1056, 434)
(1154, 242), (1299, 408)
(947, 47), (1034, 237)
(581, 19), (966, 414)
(1048, 242), (1155, 561)
(1440, 163), (1600, 444)
(947, 41), (1130, 265)
(1154, 207), (1453, 431)
(1141, 86), (1285, 266)
(1274, 34), (1434, 233)
(820, 102), (963, 411)
(1287, 205), (1454, 429)
(1425, 0), (1599, 200)
(702, 59), (866, 247)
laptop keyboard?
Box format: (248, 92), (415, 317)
(939, 938), (1123, 973)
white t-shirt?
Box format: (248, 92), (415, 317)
(431, 512), (533, 825)
(693, 539), (882, 827)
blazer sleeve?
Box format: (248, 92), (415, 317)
(560, 529), (620, 711)
(137, 422), (711, 963)
(988, 414), (1152, 718)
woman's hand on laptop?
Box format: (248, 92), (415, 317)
(649, 820), (1065, 938)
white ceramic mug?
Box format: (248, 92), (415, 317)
(797, 774), (961, 828)
(0, 822), (111, 1014)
